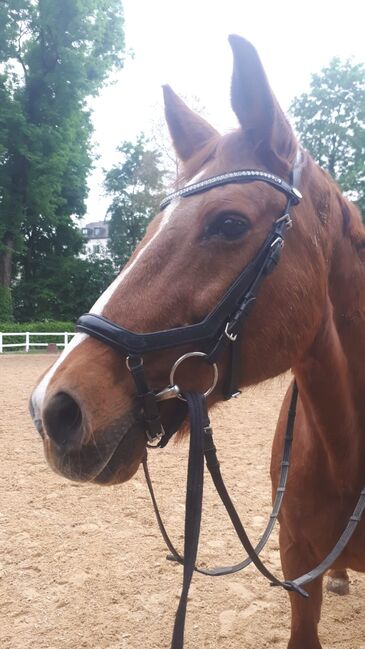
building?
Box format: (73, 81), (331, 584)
(81, 220), (110, 257)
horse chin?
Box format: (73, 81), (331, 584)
(91, 424), (146, 485)
(43, 414), (147, 486)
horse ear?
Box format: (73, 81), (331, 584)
(163, 85), (218, 162)
(228, 35), (297, 171)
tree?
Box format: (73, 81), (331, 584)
(0, 0), (125, 320)
(105, 134), (165, 267)
(290, 58), (365, 216)
(12, 254), (116, 322)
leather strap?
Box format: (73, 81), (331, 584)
(279, 486), (365, 592)
(76, 207), (294, 359)
(202, 418), (307, 597)
(169, 389), (306, 649)
(222, 332), (242, 400)
(127, 356), (163, 441)
(170, 392), (206, 649)
(143, 381), (298, 577)
(160, 169), (301, 211)
(145, 383), (365, 610)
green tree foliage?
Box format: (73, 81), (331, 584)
(290, 58), (365, 216)
(0, 0), (125, 320)
(12, 255), (116, 322)
(0, 285), (12, 320)
(105, 135), (165, 267)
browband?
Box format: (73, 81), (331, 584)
(160, 169), (302, 211)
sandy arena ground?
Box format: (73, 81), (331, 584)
(1, 354), (365, 649)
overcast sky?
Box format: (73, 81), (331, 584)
(86, 0), (365, 222)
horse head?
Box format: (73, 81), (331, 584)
(30, 36), (340, 485)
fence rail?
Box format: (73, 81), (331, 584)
(0, 331), (76, 353)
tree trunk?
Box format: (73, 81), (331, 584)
(0, 232), (14, 289)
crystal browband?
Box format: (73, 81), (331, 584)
(159, 169), (302, 211)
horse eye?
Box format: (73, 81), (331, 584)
(207, 214), (250, 240)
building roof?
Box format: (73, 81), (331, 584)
(81, 221), (109, 240)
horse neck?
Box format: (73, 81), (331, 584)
(293, 187), (365, 488)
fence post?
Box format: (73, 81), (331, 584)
(64, 332), (68, 348)
(25, 332), (30, 352)
(0, 332), (2, 354)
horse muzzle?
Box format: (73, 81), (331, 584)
(36, 393), (146, 484)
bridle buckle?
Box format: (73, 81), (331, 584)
(224, 322), (238, 342)
(275, 213), (292, 229)
(146, 427), (165, 446)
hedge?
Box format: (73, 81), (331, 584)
(0, 321), (76, 348)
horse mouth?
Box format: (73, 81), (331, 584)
(38, 398), (187, 485)
(43, 413), (147, 485)
(92, 421), (146, 485)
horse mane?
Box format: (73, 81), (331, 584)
(335, 185), (365, 252)
(304, 152), (365, 255)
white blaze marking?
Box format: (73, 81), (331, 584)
(31, 198), (180, 415)
(32, 168), (207, 415)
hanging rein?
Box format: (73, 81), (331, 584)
(76, 159), (365, 649)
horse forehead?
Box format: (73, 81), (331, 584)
(173, 177), (286, 225)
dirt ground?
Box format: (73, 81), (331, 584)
(1, 354), (365, 649)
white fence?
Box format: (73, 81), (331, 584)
(0, 331), (76, 353)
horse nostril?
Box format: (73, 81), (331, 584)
(43, 392), (84, 450)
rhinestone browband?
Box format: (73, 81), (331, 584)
(159, 169), (302, 211)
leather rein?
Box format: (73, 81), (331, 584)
(76, 160), (365, 649)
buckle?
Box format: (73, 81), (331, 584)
(146, 426), (165, 446)
(270, 236), (284, 249)
(126, 355), (143, 372)
(275, 213), (292, 229)
(224, 322), (238, 342)
(292, 187), (302, 203)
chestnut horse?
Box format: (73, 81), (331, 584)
(30, 35), (365, 649)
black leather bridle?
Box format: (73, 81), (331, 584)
(77, 167), (302, 442)
(75, 160), (365, 649)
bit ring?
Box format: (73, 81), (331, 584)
(169, 352), (218, 401)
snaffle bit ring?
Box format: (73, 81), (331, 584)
(169, 351), (218, 402)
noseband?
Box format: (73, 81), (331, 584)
(75, 160), (365, 649)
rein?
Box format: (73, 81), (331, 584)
(143, 386), (365, 649)
(143, 380), (299, 578)
(75, 161), (365, 648)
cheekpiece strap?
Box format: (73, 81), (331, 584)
(160, 169), (302, 211)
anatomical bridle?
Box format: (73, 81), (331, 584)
(76, 160), (365, 649)
(77, 167), (302, 441)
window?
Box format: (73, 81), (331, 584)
(93, 244), (100, 254)
(94, 227), (102, 236)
